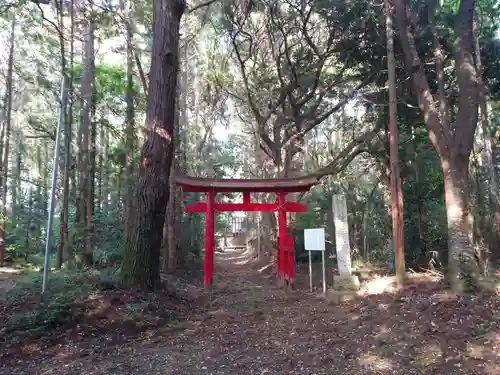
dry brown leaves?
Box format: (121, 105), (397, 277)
(1, 253), (499, 375)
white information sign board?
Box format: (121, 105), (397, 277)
(304, 228), (326, 251)
(304, 228), (327, 295)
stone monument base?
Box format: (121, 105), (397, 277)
(325, 274), (361, 303)
(332, 274), (360, 291)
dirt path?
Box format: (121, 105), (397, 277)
(2, 250), (500, 375)
(0, 266), (23, 292)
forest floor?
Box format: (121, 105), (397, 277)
(1, 250), (500, 375)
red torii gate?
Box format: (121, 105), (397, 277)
(175, 174), (317, 289)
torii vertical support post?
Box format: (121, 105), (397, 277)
(287, 236), (295, 288)
(204, 190), (215, 289)
(278, 192), (287, 283)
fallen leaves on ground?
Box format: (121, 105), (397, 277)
(1, 253), (499, 375)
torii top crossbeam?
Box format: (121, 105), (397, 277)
(175, 174), (318, 193)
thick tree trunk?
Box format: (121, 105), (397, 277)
(409, 123), (427, 267)
(88, 87), (96, 254)
(164, 42), (187, 272)
(165, 170), (177, 272)
(77, 16), (96, 265)
(58, 0), (74, 268)
(100, 124), (109, 215)
(442, 155), (479, 291)
(163, 95), (178, 273)
(0, 17), (15, 266)
(473, 16), (499, 263)
(394, 0), (480, 291)
(492, 118), (500, 263)
(123, 0), (136, 239)
(11, 134), (22, 230)
(58, 96), (72, 268)
(120, 0), (185, 289)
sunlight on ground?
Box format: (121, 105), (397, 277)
(357, 273), (442, 296)
(466, 342), (490, 360)
(258, 263), (273, 273)
(376, 324), (390, 336)
(416, 342), (442, 367)
(358, 353), (394, 371)
(218, 247), (256, 265)
(357, 275), (398, 296)
(0, 267), (22, 274)
(221, 255), (250, 263)
(235, 258), (254, 265)
(0, 267), (23, 293)
(429, 290), (459, 303)
(487, 363), (500, 375)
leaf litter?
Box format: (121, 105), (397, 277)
(0, 251), (499, 375)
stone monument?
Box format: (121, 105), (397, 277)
(331, 194), (360, 291)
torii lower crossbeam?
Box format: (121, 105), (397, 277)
(175, 174), (317, 290)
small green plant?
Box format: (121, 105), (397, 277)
(1, 269), (104, 341)
(6, 294), (82, 335)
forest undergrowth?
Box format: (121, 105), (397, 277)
(0, 265), (205, 369)
(0, 249), (499, 375)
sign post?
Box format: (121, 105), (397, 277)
(308, 249), (313, 292)
(304, 228), (326, 295)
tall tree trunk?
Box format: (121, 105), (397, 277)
(492, 118), (500, 263)
(443, 155), (478, 285)
(77, 16), (95, 265)
(411, 125), (427, 268)
(120, 0), (186, 289)
(394, 0), (480, 292)
(25, 188), (34, 250)
(57, 0), (74, 269)
(90, 98), (97, 216)
(88, 86), (97, 255)
(164, 141), (177, 272)
(34, 145), (43, 241)
(99, 122), (109, 215)
(164, 42), (187, 272)
(43, 142), (49, 211)
(473, 15), (500, 263)
(385, 0), (405, 286)
(11, 132), (22, 231)
(471, 148), (484, 248)
(123, 0), (136, 239)
(0, 17), (15, 266)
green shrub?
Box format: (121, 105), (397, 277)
(6, 295), (79, 335)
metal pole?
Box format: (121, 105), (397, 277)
(322, 249), (326, 295)
(42, 76), (66, 295)
(308, 250), (313, 292)
(256, 213), (261, 259)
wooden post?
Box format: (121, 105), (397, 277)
(243, 192), (250, 248)
(276, 235), (281, 280)
(243, 192), (250, 205)
(204, 190), (215, 289)
(287, 236), (294, 288)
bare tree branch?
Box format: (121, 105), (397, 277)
(311, 126), (384, 179)
(188, 0), (217, 13)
